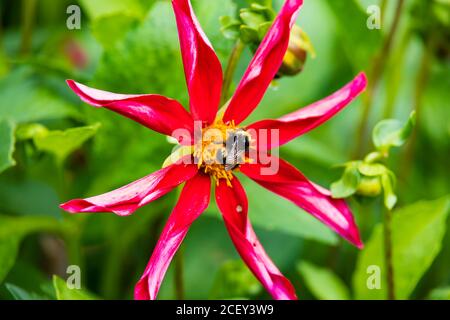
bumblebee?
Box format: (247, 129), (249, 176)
(216, 129), (251, 171)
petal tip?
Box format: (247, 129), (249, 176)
(354, 238), (364, 249)
(356, 72), (368, 90)
(350, 232), (364, 249)
(66, 79), (78, 91)
(59, 199), (86, 214)
(134, 278), (150, 300)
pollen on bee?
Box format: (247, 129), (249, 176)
(194, 120), (252, 187)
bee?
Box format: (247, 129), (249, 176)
(215, 129), (250, 171)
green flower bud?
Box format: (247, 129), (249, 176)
(221, 6), (315, 78)
(356, 176), (382, 197)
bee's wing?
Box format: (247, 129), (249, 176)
(225, 141), (238, 164)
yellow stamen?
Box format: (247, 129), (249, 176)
(192, 120), (251, 187)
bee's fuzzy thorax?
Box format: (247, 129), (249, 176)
(193, 120), (252, 187)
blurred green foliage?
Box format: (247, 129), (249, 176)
(0, 0), (448, 300)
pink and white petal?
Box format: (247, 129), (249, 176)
(247, 73), (367, 150)
(134, 173), (211, 300)
(215, 177), (297, 300)
(60, 163), (198, 216)
(172, 0), (223, 124)
(223, 0), (304, 125)
(240, 157), (363, 248)
(67, 80), (194, 145)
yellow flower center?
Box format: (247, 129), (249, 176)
(194, 120), (252, 187)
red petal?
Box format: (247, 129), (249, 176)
(134, 173), (211, 300)
(223, 0), (304, 125)
(248, 73), (367, 150)
(60, 163), (198, 216)
(215, 177), (298, 300)
(172, 0), (223, 124)
(240, 158), (363, 248)
(67, 80), (194, 145)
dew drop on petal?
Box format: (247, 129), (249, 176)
(236, 205), (243, 213)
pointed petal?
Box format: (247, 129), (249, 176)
(134, 173), (211, 300)
(223, 0), (304, 125)
(172, 0), (223, 124)
(60, 163), (198, 216)
(240, 158), (363, 248)
(67, 80), (194, 145)
(215, 177), (297, 300)
(247, 73), (367, 150)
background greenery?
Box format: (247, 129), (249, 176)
(0, 0), (449, 300)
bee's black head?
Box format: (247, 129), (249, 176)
(226, 129), (250, 152)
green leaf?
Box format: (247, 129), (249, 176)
(206, 177), (338, 245)
(357, 162), (387, 177)
(220, 16), (241, 40)
(0, 215), (69, 284)
(325, 0), (382, 71)
(244, 0), (272, 7)
(33, 123), (100, 165)
(240, 25), (260, 43)
(0, 237), (22, 286)
(91, 13), (140, 49)
(257, 21), (273, 40)
(15, 123), (47, 141)
(79, 0), (150, 48)
(94, 2), (186, 96)
(52, 275), (98, 300)
(427, 287), (450, 300)
(79, 0), (144, 20)
(0, 178), (62, 218)
(381, 172), (397, 210)
(0, 68), (80, 124)
(353, 197), (450, 299)
(372, 112), (416, 153)
(94, 0), (235, 94)
(0, 120), (15, 174)
(5, 283), (47, 300)
(240, 8), (267, 29)
(297, 261), (350, 300)
(331, 164), (361, 198)
(209, 260), (262, 299)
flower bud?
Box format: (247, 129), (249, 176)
(356, 176), (382, 197)
(277, 25), (315, 78)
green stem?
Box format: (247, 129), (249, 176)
(56, 161), (86, 274)
(100, 202), (168, 299)
(20, 0), (38, 56)
(174, 247), (185, 300)
(64, 225), (83, 268)
(399, 36), (433, 182)
(0, 2), (3, 49)
(383, 207), (395, 300)
(220, 40), (245, 105)
(380, 0), (388, 25)
(382, 29), (412, 118)
(326, 238), (342, 270)
(353, 0), (405, 158)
